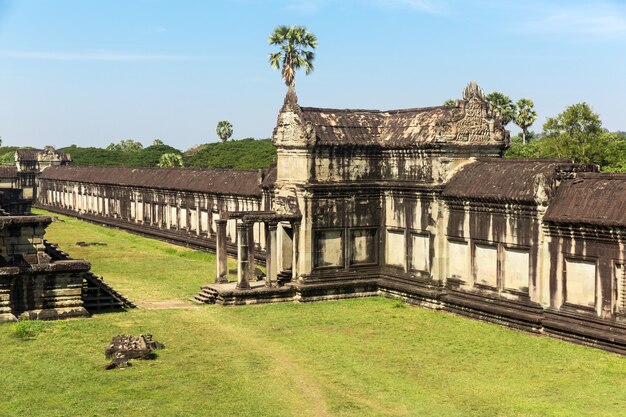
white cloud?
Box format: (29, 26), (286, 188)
(518, 3), (626, 37)
(0, 50), (202, 61)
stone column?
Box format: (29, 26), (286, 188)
(247, 223), (256, 282)
(266, 223), (278, 286)
(215, 219), (229, 284)
(236, 223), (251, 290)
(0, 279), (17, 323)
(292, 222), (299, 281)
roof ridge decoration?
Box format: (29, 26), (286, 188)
(272, 81), (509, 149)
(273, 85), (316, 148)
(433, 81), (507, 145)
(462, 80), (485, 101)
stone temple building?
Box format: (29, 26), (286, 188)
(0, 148), (132, 323)
(36, 82), (626, 353)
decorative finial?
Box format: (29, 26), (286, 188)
(283, 84), (298, 109)
(463, 80), (485, 101)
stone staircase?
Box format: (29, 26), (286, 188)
(44, 240), (136, 312)
(276, 269), (292, 286)
(193, 285), (220, 304)
(81, 271), (137, 311)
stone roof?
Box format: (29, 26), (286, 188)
(300, 106), (459, 146)
(442, 159), (596, 204)
(16, 148), (71, 161)
(273, 81), (509, 149)
(0, 166), (17, 178)
(544, 173), (626, 227)
(260, 166), (277, 188)
(40, 166), (266, 197)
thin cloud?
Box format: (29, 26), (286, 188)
(0, 50), (203, 61)
(282, 0), (323, 14)
(370, 0), (438, 14)
(278, 0), (441, 14)
(518, 3), (626, 37)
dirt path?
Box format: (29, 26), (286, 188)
(204, 315), (410, 417)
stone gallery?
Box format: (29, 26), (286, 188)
(36, 82), (626, 353)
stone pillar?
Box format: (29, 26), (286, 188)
(247, 223), (256, 282)
(215, 219), (228, 284)
(236, 223), (251, 290)
(266, 222), (278, 287)
(0, 279), (17, 323)
(292, 222), (299, 281)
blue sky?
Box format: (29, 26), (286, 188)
(0, 0), (625, 149)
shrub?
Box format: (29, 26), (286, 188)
(13, 320), (50, 339)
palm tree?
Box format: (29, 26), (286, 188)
(216, 120), (233, 142)
(485, 92), (516, 126)
(514, 98), (538, 145)
(268, 25), (317, 87)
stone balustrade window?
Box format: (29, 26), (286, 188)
(386, 229), (405, 268)
(504, 247), (530, 292)
(410, 233), (429, 272)
(474, 243), (498, 288)
(350, 228), (377, 266)
(448, 239), (468, 280)
(615, 263), (625, 313)
(565, 258), (596, 308)
(314, 229), (344, 268)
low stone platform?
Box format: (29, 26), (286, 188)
(194, 281), (296, 306)
(193, 276), (626, 356)
(194, 278), (381, 306)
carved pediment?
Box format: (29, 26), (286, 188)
(435, 81), (508, 145)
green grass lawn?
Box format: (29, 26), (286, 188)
(34, 208), (238, 303)
(1, 210), (625, 417)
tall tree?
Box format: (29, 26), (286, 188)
(216, 120), (233, 142)
(485, 92), (516, 125)
(540, 102), (604, 164)
(268, 25), (317, 87)
(514, 98), (538, 145)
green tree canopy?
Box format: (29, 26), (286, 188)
(506, 102), (626, 172)
(543, 102), (603, 138)
(185, 138), (276, 169)
(269, 25), (317, 87)
(514, 98), (538, 145)
(106, 139), (144, 152)
(216, 120), (233, 142)
(485, 92), (516, 125)
(152, 139), (165, 146)
(157, 153), (184, 168)
(443, 99), (457, 107)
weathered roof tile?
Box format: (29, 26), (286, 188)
(544, 173), (626, 227)
(442, 159), (595, 203)
(40, 166), (266, 197)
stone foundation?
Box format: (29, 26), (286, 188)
(0, 216), (90, 323)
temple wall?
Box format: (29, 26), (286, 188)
(544, 226), (626, 320)
(37, 179), (267, 252)
(441, 200), (543, 302)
